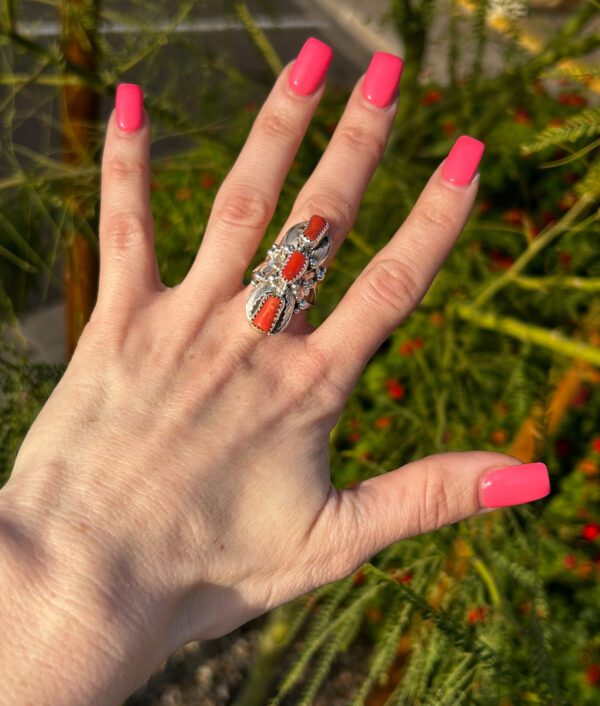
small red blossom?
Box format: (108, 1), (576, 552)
(559, 193), (578, 211)
(563, 554), (577, 569)
(399, 338), (424, 356)
(175, 187), (193, 201)
(399, 571), (413, 584)
(421, 88), (443, 105)
(374, 416), (392, 429)
(491, 429), (508, 446)
(558, 92), (587, 107)
(490, 249), (515, 271)
(578, 561), (594, 578)
(571, 385), (589, 408)
(586, 664), (600, 687)
(348, 431), (361, 443)
(502, 208), (525, 225)
(558, 251), (572, 269)
(476, 199), (493, 215)
(514, 109), (532, 125)
(442, 120), (457, 137)
(580, 459), (598, 476)
(199, 173), (216, 189)
(582, 523), (600, 542)
(592, 438), (600, 454)
(467, 607), (486, 623)
(386, 379), (406, 400)
(352, 569), (366, 586)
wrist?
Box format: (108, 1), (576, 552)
(0, 470), (174, 706)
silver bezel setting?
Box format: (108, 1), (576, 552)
(246, 217), (331, 334)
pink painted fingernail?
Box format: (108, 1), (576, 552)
(441, 135), (485, 186)
(480, 462), (550, 508)
(361, 51), (404, 108)
(289, 37), (333, 96)
(115, 83), (143, 132)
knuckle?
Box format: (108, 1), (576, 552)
(297, 188), (355, 235)
(102, 211), (148, 251)
(414, 203), (458, 237)
(360, 257), (421, 315)
(415, 472), (453, 535)
(105, 153), (147, 181)
(258, 108), (300, 141)
(335, 124), (386, 161)
(213, 183), (273, 232)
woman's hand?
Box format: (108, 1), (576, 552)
(0, 40), (549, 706)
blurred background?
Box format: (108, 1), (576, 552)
(1, 1), (599, 704)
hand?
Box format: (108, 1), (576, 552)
(0, 41), (550, 706)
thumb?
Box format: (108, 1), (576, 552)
(322, 452), (550, 576)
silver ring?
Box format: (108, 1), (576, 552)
(246, 215), (331, 335)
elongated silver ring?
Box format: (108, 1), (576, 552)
(246, 215), (331, 335)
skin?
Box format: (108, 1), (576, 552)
(0, 64), (522, 705)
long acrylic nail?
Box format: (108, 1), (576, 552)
(115, 83), (143, 132)
(480, 462), (550, 508)
(441, 135), (485, 186)
(361, 51), (404, 108)
(289, 37), (333, 96)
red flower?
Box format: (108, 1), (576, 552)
(592, 438), (600, 454)
(571, 385), (589, 408)
(502, 208), (525, 225)
(199, 173), (216, 190)
(348, 431), (361, 443)
(582, 523), (600, 542)
(399, 571), (413, 584)
(442, 120), (457, 137)
(421, 88), (443, 105)
(374, 416), (392, 429)
(586, 664), (600, 686)
(399, 338), (424, 356)
(563, 554), (577, 569)
(491, 429), (508, 446)
(467, 607), (486, 623)
(514, 109), (532, 125)
(386, 379), (406, 400)
(558, 251), (572, 269)
(490, 249), (515, 271)
(558, 93), (587, 107)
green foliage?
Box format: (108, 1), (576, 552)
(1, 1), (600, 705)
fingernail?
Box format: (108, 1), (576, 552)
(480, 462), (550, 509)
(289, 37), (333, 96)
(115, 83), (143, 132)
(361, 51), (404, 108)
(441, 135), (485, 186)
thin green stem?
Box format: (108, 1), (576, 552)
(511, 275), (600, 292)
(234, 1), (283, 77)
(473, 196), (596, 307)
(455, 304), (600, 367)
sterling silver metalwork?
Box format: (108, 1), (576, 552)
(246, 215), (331, 335)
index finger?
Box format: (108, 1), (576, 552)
(312, 135), (484, 392)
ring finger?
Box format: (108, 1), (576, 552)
(239, 51), (404, 334)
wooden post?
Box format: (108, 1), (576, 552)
(59, 0), (100, 357)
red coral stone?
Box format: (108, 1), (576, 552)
(305, 215), (326, 241)
(252, 295), (282, 332)
(281, 250), (307, 281)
